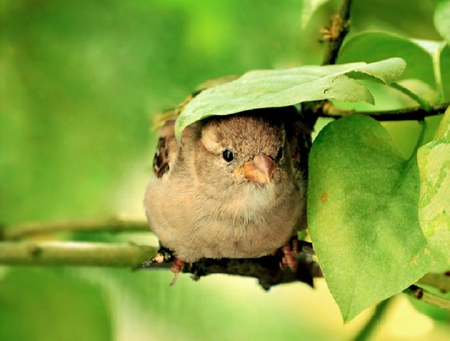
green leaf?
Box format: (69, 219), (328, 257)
(413, 39), (450, 103)
(418, 108), (450, 267)
(308, 115), (434, 322)
(435, 0), (450, 43)
(174, 58), (406, 139)
(338, 32), (436, 88)
(416, 40), (450, 102)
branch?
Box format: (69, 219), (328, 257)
(304, 0), (353, 129)
(404, 285), (450, 310)
(1, 216), (322, 289)
(0, 240), (322, 289)
(142, 246), (322, 290)
(319, 102), (449, 121)
(0, 241), (156, 268)
(1, 218), (149, 241)
(321, 0), (353, 65)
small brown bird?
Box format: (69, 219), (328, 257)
(144, 105), (311, 285)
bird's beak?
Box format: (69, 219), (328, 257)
(240, 153), (276, 184)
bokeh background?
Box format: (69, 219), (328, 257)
(1, 0), (449, 340)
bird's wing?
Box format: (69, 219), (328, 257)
(286, 111), (312, 179)
(153, 119), (177, 178)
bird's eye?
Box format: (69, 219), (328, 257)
(222, 149), (234, 162)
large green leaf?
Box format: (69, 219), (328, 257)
(435, 0), (450, 43)
(337, 32), (436, 88)
(308, 115), (434, 322)
(174, 58), (406, 138)
(418, 108), (450, 267)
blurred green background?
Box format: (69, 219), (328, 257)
(1, 0), (449, 340)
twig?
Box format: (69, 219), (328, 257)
(320, 102), (449, 121)
(1, 218), (149, 241)
(304, 0), (353, 129)
(351, 299), (392, 341)
(142, 247), (322, 290)
(404, 285), (450, 310)
(0, 240), (322, 289)
(321, 0), (353, 65)
(1, 216), (321, 289)
(0, 241), (157, 268)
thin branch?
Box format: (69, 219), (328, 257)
(404, 285), (450, 310)
(142, 247), (322, 290)
(304, 0), (353, 129)
(0, 218), (321, 289)
(321, 0), (353, 65)
(1, 218), (149, 241)
(0, 240), (322, 289)
(352, 299), (393, 341)
(0, 241), (157, 268)
(320, 102), (449, 121)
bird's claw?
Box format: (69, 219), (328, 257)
(280, 238), (299, 272)
(169, 258), (185, 286)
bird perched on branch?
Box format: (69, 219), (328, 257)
(144, 88), (311, 285)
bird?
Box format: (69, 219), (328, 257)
(144, 96), (311, 285)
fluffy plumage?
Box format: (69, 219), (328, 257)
(144, 106), (311, 273)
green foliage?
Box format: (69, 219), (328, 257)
(169, 0), (450, 324)
(170, 0), (450, 323)
(418, 108), (450, 267)
(338, 32), (450, 104)
(308, 115), (434, 322)
(338, 32), (436, 89)
(175, 58), (406, 138)
(1, 0), (449, 339)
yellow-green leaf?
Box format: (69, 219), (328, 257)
(308, 115), (434, 322)
(418, 107), (450, 267)
(175, 58), (406, 139)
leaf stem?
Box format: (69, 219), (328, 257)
(408, 118), (427, 164)
(431, 42), (447, 102)
(351, 299), (392, 341)
(391, 83), (432, 111)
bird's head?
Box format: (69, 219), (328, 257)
(193, 109), (291, 190)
